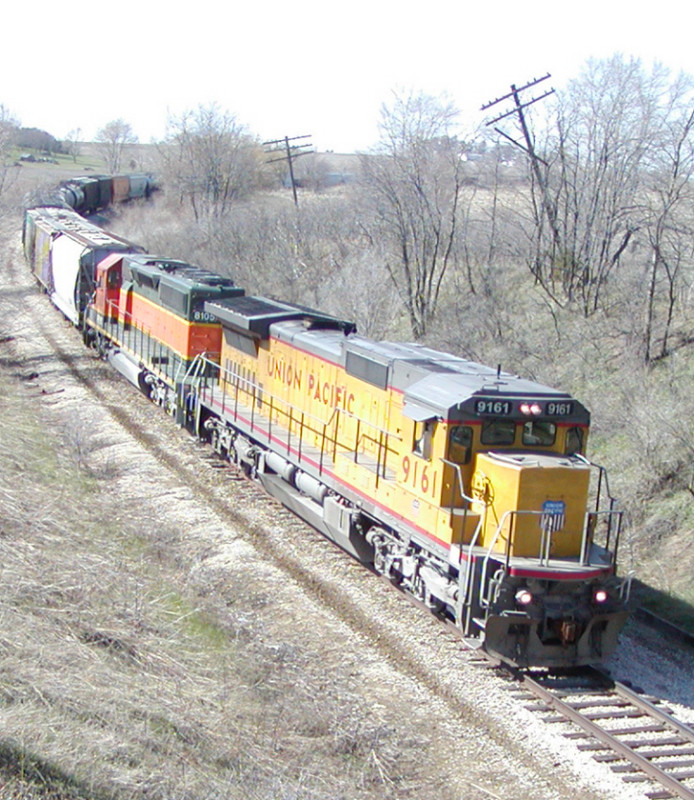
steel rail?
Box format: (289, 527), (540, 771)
(520, 671), (694, 800)
(612, 680), (694, 744)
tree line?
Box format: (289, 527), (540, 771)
(4, 55), (694, 565)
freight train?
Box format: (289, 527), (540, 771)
(22, 173), (631, 668)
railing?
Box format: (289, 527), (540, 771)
(90, 299), (218, 390)
(440, 450), (624, 565)
(475, 504), (624, 611)
(439, 458), (477, 507)
(187, 353), (402, 483)
(457, 515), (484, 633)
(573, 454), (622, 560)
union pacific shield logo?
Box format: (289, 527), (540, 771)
(540, 500), (566, 533)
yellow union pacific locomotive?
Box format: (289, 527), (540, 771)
(23, 176), (630, 669)
(184, 295), (630, 668)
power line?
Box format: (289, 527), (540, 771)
(482, 76), (560, 250)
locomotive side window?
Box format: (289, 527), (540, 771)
(522, 420), (556, 447)
(107, 269), (121, 289)
(413, 420), (434, 459)
(566, 426), (584, 455)
(481, 418), (516, 445)
(449, 425), (473, 464)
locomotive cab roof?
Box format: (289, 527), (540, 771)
(342, 338), (589, 425)
(123, 254), (242, 294)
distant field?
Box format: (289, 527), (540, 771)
(8, 143), (157, 189)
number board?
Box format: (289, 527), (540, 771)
(474, 399), (513, 416)
(473, 398), (575, 417)
(545, 401), (574, 417)
(192, 310), (217, 323)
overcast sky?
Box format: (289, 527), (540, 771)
(4, 0), (694, 152)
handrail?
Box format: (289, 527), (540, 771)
(458, 516), (484, 632)
(572, 454), (623, 557)
(190, 353), (402, 478)
(440, 451), (623, 568)
(197, 353), (401, 442)
(439, 458), (477, 505)
(476, 506), (624, 609)
(580, 508), (623, 566)
(572, 453), (614, 496)
(100, 298), (203, 387)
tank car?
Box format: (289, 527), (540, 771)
(182, 295), (630, 668)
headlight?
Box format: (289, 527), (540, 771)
(593, 589), (609, 604)
(515, 589), (534, 605)
(520, 402), (542, 415)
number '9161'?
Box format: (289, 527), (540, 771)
(546, 402), (574, 416)
(475, 399), (511, 416)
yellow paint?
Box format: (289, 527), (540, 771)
(473, 452), (590, 558)
(217, 333), (590, 556)
(218, 335), (453, 543)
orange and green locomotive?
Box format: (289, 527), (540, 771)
(83, 253), (243, 409)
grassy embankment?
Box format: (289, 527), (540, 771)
(0, 306), (408, 798)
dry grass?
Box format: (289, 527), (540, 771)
(0, 336), (428, 799)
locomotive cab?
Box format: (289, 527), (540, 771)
(399, 383), (630, 667)
(93, 253), (124, 322)
(444, 398), (629, 666)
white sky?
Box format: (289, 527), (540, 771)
(4, 0), (694, 152)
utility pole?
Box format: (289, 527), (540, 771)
(263, 134), (313, 208)
(481, 75), (560, 249)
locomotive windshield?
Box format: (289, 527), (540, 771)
(448, 424), (473, 463)
(479, 418), (560, 448)
(481, 418), (516, 445)
(522, 420), (556, 446)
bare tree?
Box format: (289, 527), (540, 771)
(64, 128), (82, 163)
(523, 57), (694, 317)
(641, 97), (694, 363)
(0, 104), (19, 204)
(359, 91), (465, 340)
(95, 118), (138, 173)
(158, 104), (261, 221)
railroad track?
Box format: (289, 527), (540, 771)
(390, 573), (694, 799)
(510, 667), (694, 800)
(18, 297), (694, 800)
